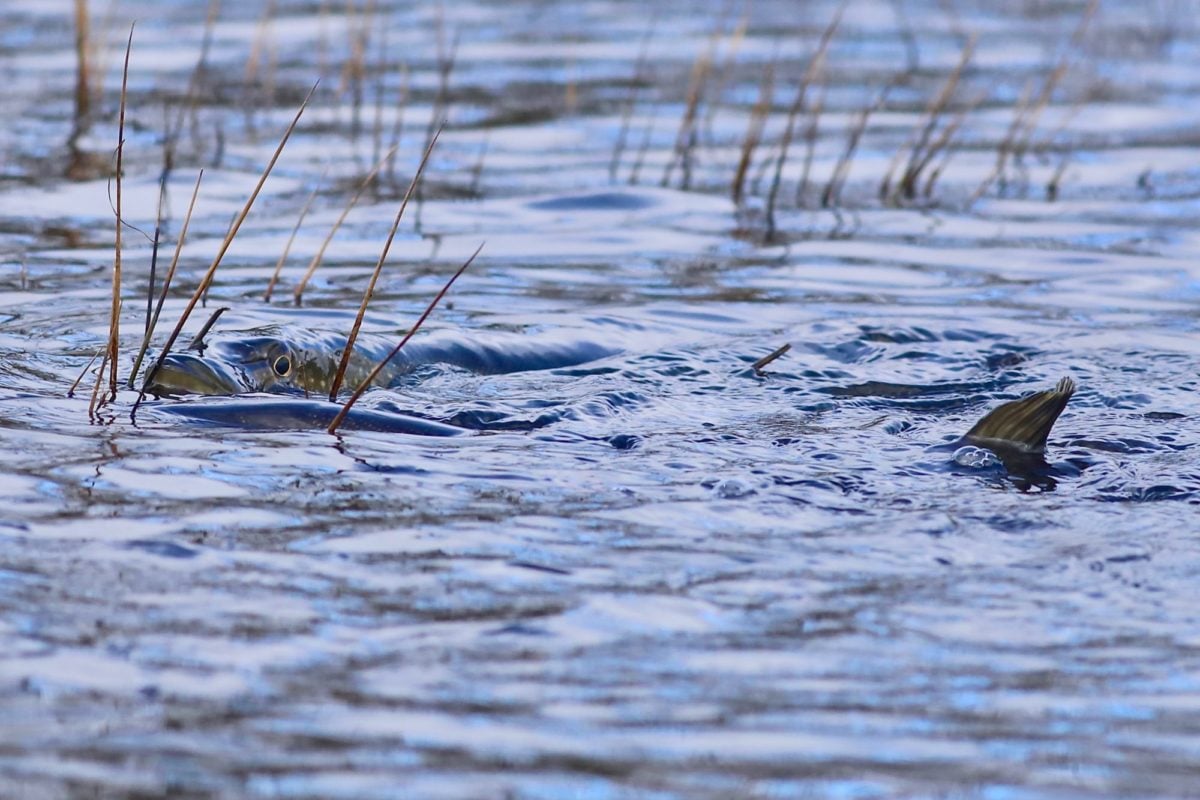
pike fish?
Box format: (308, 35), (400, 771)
(144, 328), (619, 398)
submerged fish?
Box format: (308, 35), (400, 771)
(144, 328), (619, 397)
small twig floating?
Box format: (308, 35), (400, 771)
(327, 125), (444, 401)
(752, 343), (791, 374)
(326, 243), (483, 435)
(137, 82), (317, 403)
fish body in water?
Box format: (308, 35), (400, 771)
(144, 328), (619, 397)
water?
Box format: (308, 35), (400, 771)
(2, 1), (1200, 797)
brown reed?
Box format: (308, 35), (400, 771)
(186, 307), (229, 352)
(882, 35), (975, 204)
(661, 39), (715, 190)
(129, 170), (205, 388)
(104, 25), (135, 402)
(72, 0), (91, 127)
(326, 127), (443, 401)
(263, 171), (325, 302)
(384, 62), (410, 186)
(732, 51), (776, 205)
(326, 243), (482, 435)
(291, 142), (401, 304)
(822, 80), (892, 208)
(609, 17), (657, 182)
(764, 7), (843, 239)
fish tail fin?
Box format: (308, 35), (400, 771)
(964, 377), (1075, 453)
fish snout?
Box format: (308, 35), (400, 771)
(144, 353), (247, 396)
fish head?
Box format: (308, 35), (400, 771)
(143, 336), (302, 396)
(143, 352), (250, 396)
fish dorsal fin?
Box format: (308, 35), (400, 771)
(964, 377), (1076, 453)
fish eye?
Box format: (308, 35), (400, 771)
(272, 354), (292, 377)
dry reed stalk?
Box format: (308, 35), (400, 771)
(626, 104), (658, 185)
(795, 81), (826, 206)
(185, 0), (222, 156)
(105, 25), (134, 402)
(242, 0), (278, 135)
(416, 9), (458, 227)
(327, 127), (442, 401)
(565, 56), (577, 114)
(342, 0), (377, 144)
(263, 172), (325, 302)
(732, 52), (777, 205)
(129, 170), (205, 388)
(86, 0), (121, 115)
(422, 6), (459, 157)
(661, 41), (715, 189)
(371, 23), (389, 170)
(146, 182), (164, 337)
(317, 0), (331, 78)
(609, 17), (657, 182)
(186, 307), (229, 351)
(919, 88), (985, 199)
(73, 0), (91, 126)
(700, 10), (748, 147)
(291, 142), (400, 304)
(326, 243), (482, 434)
(883, 35), (975, 204)
(89, 332), (113, 418)
(971, 0), (1095, 205)
(138, 84), (316, 396)
(764, 7), (843, 239)
(384, 62), (410, 186)
(969, 78), (1034, 205)
(469, 133), (489, 196)
(1039, 87), (1090, 200)
(1008, 60), (1069, 175)
(1045, 149), (1070, 201)
(822, 81), (892, 208)
(67, 348), (103, 398)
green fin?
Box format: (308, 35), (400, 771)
(964, 377), (1075, 453)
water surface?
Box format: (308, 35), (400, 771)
(2, 1), (1199, 797)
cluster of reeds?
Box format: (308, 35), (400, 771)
(607, 2), (1094, 240)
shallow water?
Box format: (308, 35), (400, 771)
(2, 1), (1200, 797)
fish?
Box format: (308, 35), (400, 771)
(143, 327), (620, 397)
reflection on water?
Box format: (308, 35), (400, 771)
(2, 0), (1200, 797)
